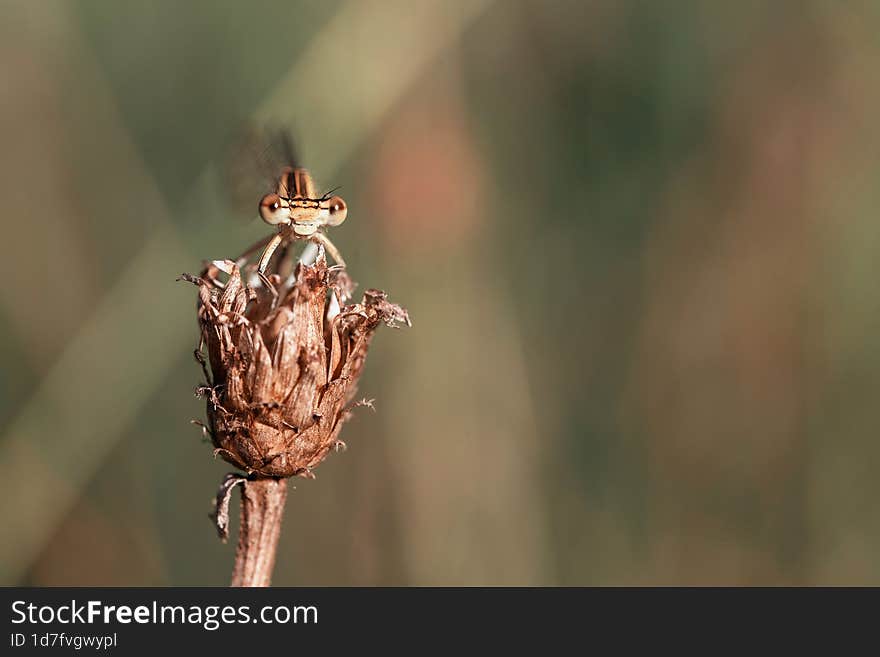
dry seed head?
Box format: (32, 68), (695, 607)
(185, 250), (409, 478)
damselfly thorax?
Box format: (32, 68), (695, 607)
(255, 166), (347, 273)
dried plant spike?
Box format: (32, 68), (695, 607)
(183, 254), (408, 479)
(182, 225), (409, 586)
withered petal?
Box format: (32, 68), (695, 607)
(245, 329), (274, 406)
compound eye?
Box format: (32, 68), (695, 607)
(259, 193), (288, 225)
(326, 195), (347, 226)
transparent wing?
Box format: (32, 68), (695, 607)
(220, 123), (303, 221)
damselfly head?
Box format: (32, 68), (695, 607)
(259, 166), (347, 231)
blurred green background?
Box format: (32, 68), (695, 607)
(1, 0), (879, 585)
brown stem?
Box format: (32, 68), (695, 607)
(231, 477), (289, 587)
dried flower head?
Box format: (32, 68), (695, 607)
(183, 249), (409, 479)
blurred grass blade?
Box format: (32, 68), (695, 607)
(256, 0), (495, 174)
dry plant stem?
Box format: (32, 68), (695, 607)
(231, 478), (289, 587)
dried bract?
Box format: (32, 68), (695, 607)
(184, 251), (409, 479)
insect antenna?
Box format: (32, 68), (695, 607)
(319, 185), (342, 202)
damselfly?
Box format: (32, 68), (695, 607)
(228, 129), (347, 277)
